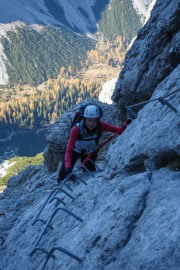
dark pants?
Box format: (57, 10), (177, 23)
(58, 150), (97, 182)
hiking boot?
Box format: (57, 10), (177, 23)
(69, 174), (77, 183)
(57, 176), (63, 183)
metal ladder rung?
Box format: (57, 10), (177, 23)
(30, 246), (83, 270)
(76, 176), (88, 185)
(159, 97), (178, 113)
(32, 180), (74, 226)
(30, 167), (91, 269)
(31, 207), (83, 249)
(49, 197), (66, 206)
(87, 158), (102, 172)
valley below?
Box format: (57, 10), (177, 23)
(0, 64), (120, 156)
(0, 63), (120, 186)
(0, 128), (47, 160)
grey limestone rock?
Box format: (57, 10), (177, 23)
(107, 65), (180, 173)
(0, 1), (180, 269)
(112, 0), (180, 117)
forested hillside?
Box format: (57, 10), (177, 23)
(0, 0), (146, 86)
(0, 36), (127, 133)
(0, 26), (95, 86)
(98, 0), (142, 41)
(0, 0), (153, 187)
(0, 71), (102, 130)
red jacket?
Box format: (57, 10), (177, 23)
(65, 121), (126, 169)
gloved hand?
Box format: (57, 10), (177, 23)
(123, 118), (132, 127)
(126, 118), (132, 125)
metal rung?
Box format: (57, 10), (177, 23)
(76, 175), (87, 186)
(49, 197), (66, 206)
(30, 168), (89, 269)
(30, 246), (83, 270)
(32, 179), (72, 226)
(32, 219), (53, 230)
(79, 165), (94, 177)
(57, 188), (75, 200)
(88, 158), (102, 172)
(32, 207), (83, 249)
(42, 247), (83, 269)
(65, 172), (76, 181)
(64, 182), (73, 192)
(29, 247), (56, 259)
(32, 187), (62, 226)
(49, 188), (74, 204)
(34, 219), (47, 225)
(54, 207), (83, 223)
(159, 97), (177, 113)
(32, 188), (58, 225)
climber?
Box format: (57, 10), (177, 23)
(57, 104), (132, 183)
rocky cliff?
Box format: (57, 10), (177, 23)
(112, 0), (180, 116)
(0, 0), (179, 269)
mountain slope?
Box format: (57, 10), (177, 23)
(0, 0), (153, 85)
(0, 67), (179, 269)
(132, 0), (153, 21)
(0, 23), (95, 85)
(0, 0), (179, 268)
(112, 0), (180, 112)
(98, 0), (142, 41)
(0, 0), (152, 33)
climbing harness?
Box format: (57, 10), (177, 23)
(81, 130), (122, 165)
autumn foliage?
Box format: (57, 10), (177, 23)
(0, 36), (128, 131)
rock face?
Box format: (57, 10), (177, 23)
(112, 0), (180, 116)
(0, 0), (180, 269)
(107, 65), (180, 174)
(0, 164), (179, 270)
